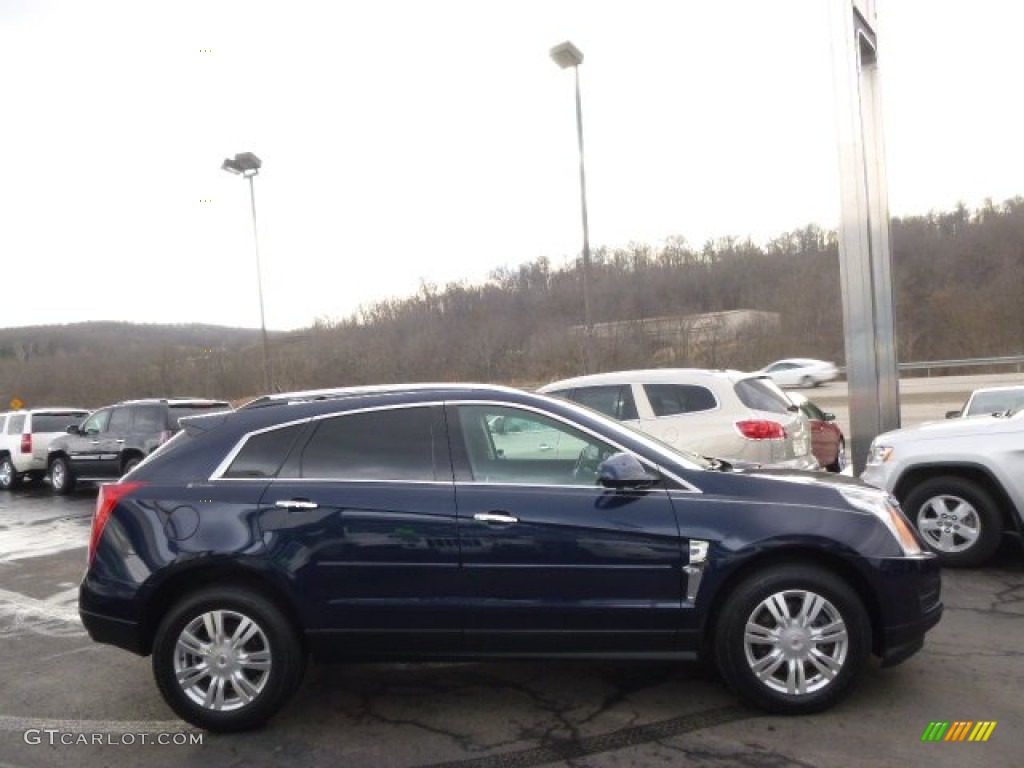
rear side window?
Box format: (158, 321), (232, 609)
(734, 378), (792, 415)
(642, 384), (717, 416)
(168, 403), (231, 428)
(6, 415), (26, 434)
(108, 407), (133, 432)
(224, 423), (306, 479)
(299, 407), (437, 481)
(132, 405), (166, 432)
(567, 385), (639, 421)
(32, 413), (87, 433)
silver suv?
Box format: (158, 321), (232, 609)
(539, 369), (817, 470)
(862, 410), (1024, 567)
(0, 408), (89, 490)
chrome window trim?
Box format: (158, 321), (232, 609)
(210, 398), (703, 493)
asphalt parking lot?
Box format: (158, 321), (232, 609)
(1, 483), (1021, 768)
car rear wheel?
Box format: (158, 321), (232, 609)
(152, 587), (305, 732)
(799, 375), (815, 388)
(826, 438), (846, 474)
(715, 565), (870, 714)
(0, 456), (20, 490)
(903, 477), (1002, 567)
(49, 457), (76, 494)
(122, 456), (142, 475)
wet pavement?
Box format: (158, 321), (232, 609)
(0, 490), (1021, 768)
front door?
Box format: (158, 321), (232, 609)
(449, 402), (684, 654)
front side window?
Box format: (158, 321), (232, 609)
(298, 407), (437, 481)
(81, 409), (112, 435)
(642, 384), (717, 416)
(455, 404), (618, 485)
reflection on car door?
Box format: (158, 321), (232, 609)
(255, 405), (461, 654)
(449, 403), (684, 654)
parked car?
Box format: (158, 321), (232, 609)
(538, 369), (818, 470)
(945, 384), (1024, 419)
(0, 408), (89, 490)
(758, 359), (839, 388)
(79, 383), (941, 731)
(47, 398), (231, 494)
(787, 393), (846, 473)
(862, 410), (1024, 567)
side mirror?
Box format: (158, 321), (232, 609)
(598, 452), (659, 489)
(823, 412), (836, 422)
(66, 425), (81, 435)
(945, 410), (961, 419)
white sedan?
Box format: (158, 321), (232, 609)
(758, 358), (839, 388)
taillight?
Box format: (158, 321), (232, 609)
(735, 420), (787, 440)
(20, 433), (31, 454)
(89, 481), (146, 564)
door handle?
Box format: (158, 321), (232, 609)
(116, 439), (126, 443)
(537, 443), (552, 451)
(473, 512), (518, 524)
(275, 499), (319, 510)
(91, 440), (100, 445)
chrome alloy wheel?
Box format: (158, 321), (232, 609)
(0, 459), (13, 488)
(173, 610), (272, 711)
(50, 461), (65, 488)
(743, 589), (849, 696)
(916, 494), (980, 554)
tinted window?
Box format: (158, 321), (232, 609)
(224, 423), (306, 478)
(642, 384), (717, 416)
(299, 407), (436, 481)
(32, 412), (88, 433)
(965, 389), (1024, 416)
(6, 414), (26, 434)
(568, 385), (639, 420)
(734, 378), (792, 415)
(799, 399), (826, 421)
(108, 407), (132, 433)
(132, 405), (166, 432)
(168, 403), (231, 428)
(81, 409), (112, 435)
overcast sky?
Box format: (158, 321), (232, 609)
(1, 0), (1021, 331)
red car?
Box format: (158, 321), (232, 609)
(789, 393), (846, 472)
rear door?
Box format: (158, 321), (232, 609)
(255, 404), (461, 654)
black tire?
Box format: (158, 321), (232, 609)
(0, 456), (20, 491)
(714, 565), (870, 715)
(902, 477), (1003, 568)
(799, 375), (815, 388)
(826, 438), (845, 474)
(49, 456), (76, 495)
(152, 587), (305, 732)
(122, 456), (142, 476)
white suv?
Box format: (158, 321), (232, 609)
(862, 410), (1024, 567)
(539, 369), (817, 470)
(0, 408), (89, 490)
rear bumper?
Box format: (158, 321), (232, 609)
(79, 608), (147, 655)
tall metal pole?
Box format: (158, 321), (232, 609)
(573, 64), (594, 371)
(247, 174), (271, 394)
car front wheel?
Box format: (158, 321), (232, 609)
(49, 457), (76, 494)
(715, 565), (870, 715)
(152, 587), (305, 732)
(902, 477), (1002, 567)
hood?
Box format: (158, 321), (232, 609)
(878, 411), (1023, 443)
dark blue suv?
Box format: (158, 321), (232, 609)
(79, 384), (942, 731)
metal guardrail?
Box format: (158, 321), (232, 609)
(840, 355), (1024, 376)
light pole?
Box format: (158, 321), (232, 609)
(550, 40), (593, 371)
(221, 151), (271, 394)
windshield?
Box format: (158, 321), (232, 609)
(965, 389), (1024, 417)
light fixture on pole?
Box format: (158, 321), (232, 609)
(221, 151), (271, 394)
(550, 40), (593, 371)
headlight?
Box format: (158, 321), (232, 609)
(838, 486), (923, 556)
(866, 442), (893, 466)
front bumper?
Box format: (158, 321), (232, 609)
(867, 554), (943, 666)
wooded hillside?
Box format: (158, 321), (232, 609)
(1, 198), (1021, 408)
